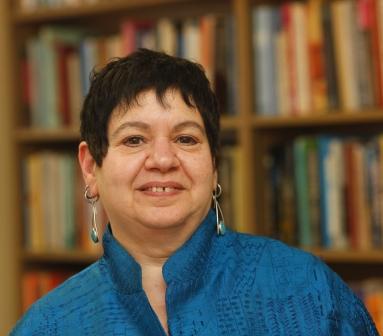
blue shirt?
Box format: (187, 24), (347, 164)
(11, 210), (378, 335)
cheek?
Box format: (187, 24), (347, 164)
(181, 153), (215, 186)
(98, 153), (146, 188)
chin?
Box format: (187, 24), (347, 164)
(144, 213), (184, 228)
(138, 207), (196, 230)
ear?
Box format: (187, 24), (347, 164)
(78, 141), (98, 195)
(213, 168), (218, 191)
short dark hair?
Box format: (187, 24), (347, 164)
(80, 48), (220, 167)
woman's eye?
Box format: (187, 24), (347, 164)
(123, 136), (145, 146)
(176, 135), (198, 145)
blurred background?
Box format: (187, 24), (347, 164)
(1, 0), (383, 334)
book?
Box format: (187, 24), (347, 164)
(26, 153), (45, 251)
(156, 18), (178, 56)
(218, 147), (235, 230)
(326, 138), (347, 249)
(331, 0), (360, 111)
(200, 15), (217, 86)
(264, 144), (297, 245)
(352, 279), (383, 333)
(306, 138), (321, 246)
(290, 3), (312, 115)
(355, 0), (376, 108)
(79, 36), (98, 96)
(321, 1), (340, 109)
(353, 141), (372, 249)
(370, 0), (383, 106)
(365, 139), (382, 248)
(293, 137), (312, 247)
(343, 140), (360, 249)
(262, 148), (279, 238)
(181, 18), (201, 62)
(377, 0), (383, 106)
(22, 271), (72, 312)
(66, 51), (83, 126)
(275, 24), (291, 116)
(318, 136), (331, 248)
(252, 6), (279, 116)
(307, 0), (328, 113)
(220, 146), (246, 232)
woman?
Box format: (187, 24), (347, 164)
(11, 49), (378, 335)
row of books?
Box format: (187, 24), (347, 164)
(22, 15), (237, 128)
(218, 146), (246, 233)
(352, 279), (383, 333)
(263, 134), (383, 250)
(22, 151), (107, 252)
(253, 0), (383, 116)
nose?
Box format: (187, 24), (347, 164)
(145, 137), (180, 172)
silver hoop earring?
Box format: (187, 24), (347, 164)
(213, 184), (226, 236)
(84, 185), (100, 243)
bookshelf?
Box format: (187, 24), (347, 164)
(2, 0), (383, 330)
(0, 1), (19, 334)
(23, 249), (101, 264)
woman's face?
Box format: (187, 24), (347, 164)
(89, 89), (217, 235)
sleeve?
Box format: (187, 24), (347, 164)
(321, 262), (379, 336)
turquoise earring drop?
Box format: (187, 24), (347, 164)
(213, 184), (226, 236)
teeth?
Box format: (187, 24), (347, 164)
(148, 187), (174, 192)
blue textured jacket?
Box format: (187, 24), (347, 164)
(11, 210), (378, 335)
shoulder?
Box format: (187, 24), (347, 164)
(222, 230), (316, 268)
(10, 260), (108, 336)
(220, 231), (379, 334)
(214, 230), (320, 297)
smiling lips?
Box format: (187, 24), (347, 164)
(138, 182), (184, 195)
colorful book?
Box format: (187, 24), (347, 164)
(252, 6), (279, 115)
(293, 137), (312, 247)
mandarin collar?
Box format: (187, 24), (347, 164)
(102, 210), (217, 294)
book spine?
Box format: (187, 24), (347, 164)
(252, 6), (278, 116)
(318, 137), (331, 247)
(307, 0), (328, 113)
(293, 138), (312, 246)
(321, 2), (340, 109)
(331, 0), (360, 111)
(291, 3), (312, 115)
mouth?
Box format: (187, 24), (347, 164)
(138, 182), (184, 195)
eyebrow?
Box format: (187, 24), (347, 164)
(111, 120), (205, 139)
(173, 121), (205, 135)
(111, 121), (150, 140)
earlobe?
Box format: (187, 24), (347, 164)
(213, 169), (218, 190)
(78, 141), (98, 193)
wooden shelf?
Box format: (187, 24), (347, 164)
(15, 127), (80, 143)
(12, 0), (227, 24)
(22, 247), (383, 264)
(221, 115), (241, 129)
(15, 118), (239, 144)
(13, 0), (186, 22)
(253, 109), (383, 129)
(307, 248), (383, 264)
(23, 249), (101, 264)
